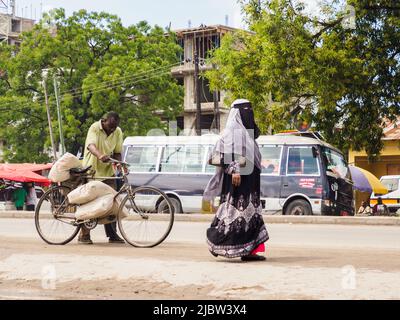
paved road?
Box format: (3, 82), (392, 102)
(0, 219), (399, 299)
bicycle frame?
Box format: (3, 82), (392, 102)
(55, 159), (147, 224)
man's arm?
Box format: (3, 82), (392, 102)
(85, 124), (109, 162)
(87, 144), (110, 163)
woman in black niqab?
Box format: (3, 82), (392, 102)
(204, 99), (269, 261)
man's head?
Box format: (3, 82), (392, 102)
(102, 112), (120, 134)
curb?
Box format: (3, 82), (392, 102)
(1, 211), (399, 226)
(176, 214), (400, 226)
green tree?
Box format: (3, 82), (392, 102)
(0, 8), (183, 162)
(206, 0), (400, 158)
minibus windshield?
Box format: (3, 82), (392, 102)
(322, 147), (350, 179)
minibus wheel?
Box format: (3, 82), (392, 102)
(158, 197), (182, 214)
(284, 199), (312, 216)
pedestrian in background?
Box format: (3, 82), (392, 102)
(12, 183), (27, 211)
(357, 200), (372, 215)
(204, 99), (269, 261)
(372, 197), (389, 216)
(25, 182), (38, 211)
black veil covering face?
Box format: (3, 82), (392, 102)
(233, 102), (260, 139)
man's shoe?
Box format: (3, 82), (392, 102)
(109, 236), (125, 244)
(240, 254), (266, 261)
(78, 235), (93, 245)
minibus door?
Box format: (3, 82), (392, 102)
(279, 146), (322, 213)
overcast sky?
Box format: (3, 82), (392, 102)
(5, 0), (321, 29)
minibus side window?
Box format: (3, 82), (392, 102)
(287, 147), (319, 175)
(160, 146), (185, 172)
(182, 145), (206, 173)
(125, 146), (159, 172)
(260, 146), (282, 175)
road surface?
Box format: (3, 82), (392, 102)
(0, 218), (399, 299)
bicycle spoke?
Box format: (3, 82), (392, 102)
(35, 186), (80, 245)
(118, 186), (174, 247)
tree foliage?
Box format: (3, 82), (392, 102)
(0, 8), (183, 162)
(206, 0), (400, 158)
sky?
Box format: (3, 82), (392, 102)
(3, 0), (321, 30)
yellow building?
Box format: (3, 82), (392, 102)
(349, 120), (400, 208)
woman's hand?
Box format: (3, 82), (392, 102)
(232, 173), (241, 187)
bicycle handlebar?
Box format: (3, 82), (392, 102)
(108, 158), (130, 167)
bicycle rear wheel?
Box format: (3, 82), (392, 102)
(117, 186), (174, 247)
(35, 185), (80, 245)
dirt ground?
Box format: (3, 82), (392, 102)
(1, 235), (400, 300)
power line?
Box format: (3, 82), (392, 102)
(0, 62), (180, 109)
(0, 69), (172, 113)
(0, 67), (175, 112)
(0, 62), (181, 110)
(57, 61), (181, 96)
(61, 68), (174, 101)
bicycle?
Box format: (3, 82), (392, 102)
(35, 159), (174, 247)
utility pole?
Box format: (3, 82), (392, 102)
(213, 91), (220, 132)
(194, 52), (202, 136)
(53, 75), (65, 156)
(212, 63), (220, 132)
(42, 79), (57, 160)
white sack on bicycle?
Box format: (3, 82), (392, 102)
(67, 181), (117, 204)
(97, 195), (129, 224)
(48, 153), (83, 182)
(75, 194), (115, 220)
(113, 194), (129, 218)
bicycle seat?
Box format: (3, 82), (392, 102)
(69, 166), (92, 175)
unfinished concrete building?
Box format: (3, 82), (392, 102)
(171, 25), (240, 134)
(0, 1), (35, 46)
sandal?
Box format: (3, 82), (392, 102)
(240, 254), (266, 261)
(78, 235), (93, 245)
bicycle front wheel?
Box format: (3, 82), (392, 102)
(35, 185), (80, 245)
(117, 186), (174, 247)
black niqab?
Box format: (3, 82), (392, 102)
(233, 102), (260, 139)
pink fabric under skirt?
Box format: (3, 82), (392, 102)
(250, 243), (265, 255)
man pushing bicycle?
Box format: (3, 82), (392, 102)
(78, 111), (125, 244)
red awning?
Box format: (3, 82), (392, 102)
(0, 163), (52, 171)
(0, 163), (53, 186)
